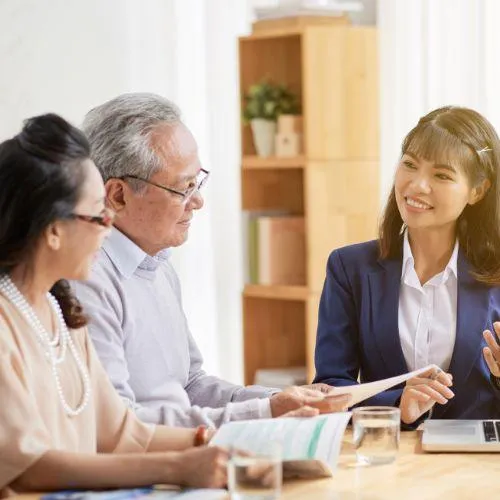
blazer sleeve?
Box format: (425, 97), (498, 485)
(313, 249), (404, 409)
(313, 249), (360, 386)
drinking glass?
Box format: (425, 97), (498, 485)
(352, 406), (401, 465)
(227, 442), (282, 500)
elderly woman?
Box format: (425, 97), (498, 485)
(0, 114), (233, 496)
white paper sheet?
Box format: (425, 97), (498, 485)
(328, 364), (439, 406)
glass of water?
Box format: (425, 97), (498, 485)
(227, 442), (282, 500)
(352, 406), (401, 465)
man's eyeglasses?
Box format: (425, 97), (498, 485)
(118, 168), (210, 204)
(70, 207), (115, 228)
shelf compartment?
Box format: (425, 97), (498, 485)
(240, 34), (302, 157)
(242, 168), (304, 214)
(243, 297), (306, 385)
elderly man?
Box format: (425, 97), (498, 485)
(74, 93), (349, 428)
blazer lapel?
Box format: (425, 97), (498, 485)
(368, 258), (408, 375)
(447, 250), (490, 389)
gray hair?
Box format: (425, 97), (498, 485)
(82, 92), (181, 184)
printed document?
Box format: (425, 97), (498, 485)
(211, 413), (351, 478)
(329, 364), (440, 406)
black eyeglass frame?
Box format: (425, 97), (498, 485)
(117, 168), (210, 201)
(69, 207), (115, 228)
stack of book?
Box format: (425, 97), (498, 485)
(246, 213), (305, 286)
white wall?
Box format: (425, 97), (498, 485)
(0, 0), (252, 384)
(378, 0), (500, 202)
(0, 0), (127, 137)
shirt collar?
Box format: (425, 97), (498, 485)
(401, 230), (459, 286)
(102, 227), (171, 278)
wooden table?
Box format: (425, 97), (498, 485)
(281, 430), (500, 499)
(14, 431), (500, 499)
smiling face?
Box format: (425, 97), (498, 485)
(394, 152), (479, 232)
(393, 120), (490, 235)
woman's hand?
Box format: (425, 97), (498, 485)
(399, 368), (454, 424)
(170, 446), (228, 488)
(483, 322), (500, 378)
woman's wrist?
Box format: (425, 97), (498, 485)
(158, 451), (186, 486)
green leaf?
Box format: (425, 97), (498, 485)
(242, 79), (300, 122)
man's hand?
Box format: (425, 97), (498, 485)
(300, 383), (336, 395)
(280, 406), (320, 418)
(483, 322), (500, 377)
(270, 386), (350, 417)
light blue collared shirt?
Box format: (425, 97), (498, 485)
(72, 227), (273, 428)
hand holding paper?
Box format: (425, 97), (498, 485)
(325, 364), (453, 416)
(399, 366), (454, 424)
(270, 386), (351, 417)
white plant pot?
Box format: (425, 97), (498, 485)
(251, 118), (277, 157)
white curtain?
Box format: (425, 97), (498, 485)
(378, 0), (500, 201)
(0, 0), (252, 383)
(156, 0), (252, 382)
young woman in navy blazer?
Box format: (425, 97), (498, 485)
(314, 106), (500, 426)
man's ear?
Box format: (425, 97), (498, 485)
(45, 223), (62, 251)
(469, 178), (491, 206)
(105, 179), (127, 213)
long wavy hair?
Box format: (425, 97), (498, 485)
(379, 106), (500, 285)
(0, 114), (89, 327)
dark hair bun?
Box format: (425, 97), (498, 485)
(16, 113), (90, 163)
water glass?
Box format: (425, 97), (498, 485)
(352, 406), (401, 465)
(227, 443), (282, 500)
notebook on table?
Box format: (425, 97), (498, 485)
(422, 419), (500, 452)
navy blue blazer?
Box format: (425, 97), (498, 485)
(314, 240), (500, 420)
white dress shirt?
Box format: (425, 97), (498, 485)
(398, 232), (459, 371)
(72, 227), (274, 428)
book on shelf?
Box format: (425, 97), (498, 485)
(254, 366), (307, 388)
(245, 214), (305, 286)
(244, 210), (289, 285)
(247, 215), (259, 284)
(211, 413), (351, 478)
(258, 216), (305, 286)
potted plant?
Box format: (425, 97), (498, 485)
(243, 81), (299, 157)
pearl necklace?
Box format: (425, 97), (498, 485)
(0, 275), (91, 416)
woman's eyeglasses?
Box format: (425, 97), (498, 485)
(70, 207), (115, 228)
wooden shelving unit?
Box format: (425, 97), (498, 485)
(242, 155), (306, 170)
(240, 17), (379, 384)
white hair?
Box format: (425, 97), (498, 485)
(82, 93), (181, 184)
